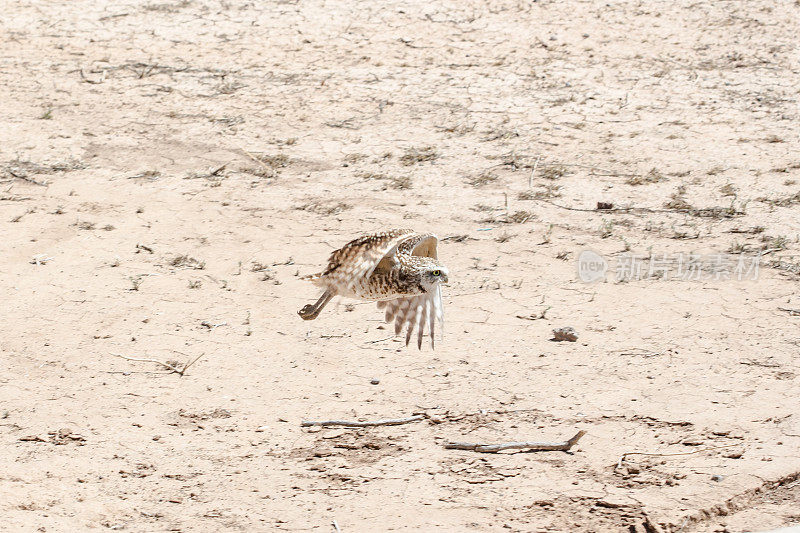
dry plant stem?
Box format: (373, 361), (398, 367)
(236, 145), (276, 176)
(80, 67), (106, 84)
(778, 307), (800, 316)
(445, 430), (585, 453)
(110, 352), (203, 376)
(301, 415), (425, 428)
(528, 155), (541, 188)
(616, 443), (741, 469)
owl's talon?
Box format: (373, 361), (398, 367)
(298, 304), (318, 320)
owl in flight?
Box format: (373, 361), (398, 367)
(298, 229), (448, 349)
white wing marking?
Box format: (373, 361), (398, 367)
(378, 288), (444, 349)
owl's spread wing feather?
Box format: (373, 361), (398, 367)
(397, 233), (438, 259)
(319, 229), (414, 291)
(377, 287), (444, 349)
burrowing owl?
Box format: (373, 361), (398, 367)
(298, 229), (448, 349)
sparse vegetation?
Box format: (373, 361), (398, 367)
(757, 190), (800, 207)
(626, 167), (667, 185)
(170, 255), (206, 270)
(466, 171), (498, 187)
(518, 183), (562, 200)
(399, 146), (438, 166)
(506, 210), (534, 224)
(599, 219), (614, 238)
(296, 200), (351, 215)
(357, 172), (413, 189)
(540, 165), (568, 180)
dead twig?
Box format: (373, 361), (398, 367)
(778, 307), (800, 316)
(445, 430), (585, 453)
(301, 415), (424, 428)
(110, 352), (203, 376)
(532, 198), (743, 218)
(80, 68), (107, 84)
(527, 155), (541, 188)
(6, 168), (48, 186)
(616, 443), (741, 470)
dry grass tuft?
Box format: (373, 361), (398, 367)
(540, 165), (568, 180)
(506, 211), (535, 224)
(75, 221), (97, 230)
(254, 153), (289, 168)
(466, 171), (498, 187)
(626, 168), (667, 185)
(518, 183), (562, 200)
(297, 200), (352, 215)
(757, 190), (800, 207)
(357, 172), (412, 189)
(170, 255), (206, 270)
(400, 146), (438, 166)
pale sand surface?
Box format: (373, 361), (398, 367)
(2, 1), (799, 531)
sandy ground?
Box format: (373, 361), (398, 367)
(2, 1), (800, 531)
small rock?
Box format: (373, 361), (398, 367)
(552, 327), (578, 342)
(711, 474), (725, 482)
(370, 378), (380, 385)
(255, 425), (269, 432)
(596, 496), (630, 509)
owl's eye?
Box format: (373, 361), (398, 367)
(431, 270), (441, 276)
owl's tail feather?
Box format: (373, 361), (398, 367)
(298, 289), (334, 320)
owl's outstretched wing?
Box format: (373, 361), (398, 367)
(316, 229), (414, 291)
(377, 285), (444, 349)
(396, 233), (438, 259)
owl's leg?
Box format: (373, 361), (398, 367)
(298, 289), (334, 320)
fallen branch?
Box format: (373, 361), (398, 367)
(110, 352), (203, 376)
(444, 430), (585, 453)
(301, 415), (424, 428)
(778, 307), (800, 316)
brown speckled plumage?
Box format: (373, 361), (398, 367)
(298, 229), (448, 349)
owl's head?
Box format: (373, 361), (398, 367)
(419, 262), (449, 291)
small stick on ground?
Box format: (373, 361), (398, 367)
(80, 67), (106, 84)
(301, 415), (425, 428)
(444, 430), (585, 453)
(332, 519), (341, 533)
(7, 168), (48, 186)
(616, 443), (741, 470)
(110, 353), (204, 376)
(528, 155), (541, 188)
(778, 307), (800, 316)
(236, 145), (276, 176)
